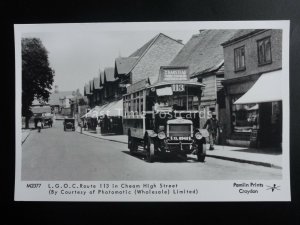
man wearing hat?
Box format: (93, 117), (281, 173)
(203, 112), (220, 150)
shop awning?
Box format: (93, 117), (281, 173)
(234, 70), (282, 104)
(86, 104), (109, 118)
(81, 106), (101, 118)
(85, 100), (123, 117)
(102, 99), (123, 117)
(156, 87), (173, 96)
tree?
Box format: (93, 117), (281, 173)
(22, 38), (55, 128)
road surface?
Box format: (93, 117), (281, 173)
(22, 120), (281, 180)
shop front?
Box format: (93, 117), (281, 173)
(99, 99), (123, 134)
(84, 99), (123, 134)
(224, 70), (282, 149)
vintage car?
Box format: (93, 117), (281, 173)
(43, 118), (53, 127)
(63, 118), (75, 131)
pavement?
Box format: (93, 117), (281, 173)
(76, 127), (282, 169)
(22, 129), (31, 144)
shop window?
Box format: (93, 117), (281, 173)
(231, 95), (259, 133)
(257, 37), (272, 65)
(234, 46), (246, 71)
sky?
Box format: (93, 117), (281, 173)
(21, 22), (205, 94)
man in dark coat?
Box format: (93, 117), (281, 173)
(203, 112), (220, 150)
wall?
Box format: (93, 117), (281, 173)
(223, 29), (282, 80)
(131, 35), (183, 84)
(201, 75), (217, 101)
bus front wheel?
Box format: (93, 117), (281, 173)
(128, 133), (137, 153)
(146, 137), (155, 163)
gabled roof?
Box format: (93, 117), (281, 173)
(104, 67), (115, 82)
(169, 30), (239, 78)
(32, 98), (48, 106)
(48, 91), (74, 106)
(89, 80), (93, 93)
(126, 33), (184, 84)
(115, 57), (139, 77)
(129, 35), (158, 57)
(93, 77), (101, 90)
(84, 84), (91, 95)
(99, 71), (105, 86)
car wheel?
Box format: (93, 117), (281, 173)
(197, 153), (205, 162)
(145, 136), (155, 163)
(197, 146), (206, 162)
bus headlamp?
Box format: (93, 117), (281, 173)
(158, 131), (166, 140)
(195, 132), (203, 140)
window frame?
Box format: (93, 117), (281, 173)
(257, 36), (272, 66)
(234, 45), (246, 72)
(230, 95), (259, 134)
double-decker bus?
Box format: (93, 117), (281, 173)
(123, 66), (207, 162)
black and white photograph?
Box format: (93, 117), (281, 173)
(15, 21), (290, 201)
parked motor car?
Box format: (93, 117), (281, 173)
(63, 118), (75, 131)
(43, 118), (53, 127)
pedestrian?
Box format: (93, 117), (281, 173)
(37, 120), (42, 133)
(103, 115), (109, 133)
(203, 112), (220, 150)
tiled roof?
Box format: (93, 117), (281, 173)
(129, 35), (158, 57)
(169, 30), (239, 77)
(128, 33), (184, 84)
(48, 91), (74, 106)
(115, 57), (138, 76)
(104, 67), (115, 82)
(221, 29), (262, 46)
(93, 77), (101, 89)
(31, 105), (51, 114)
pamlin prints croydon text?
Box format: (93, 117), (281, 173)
(233, 182), (264, 194)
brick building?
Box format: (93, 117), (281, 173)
(221, 29), (282, 149)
